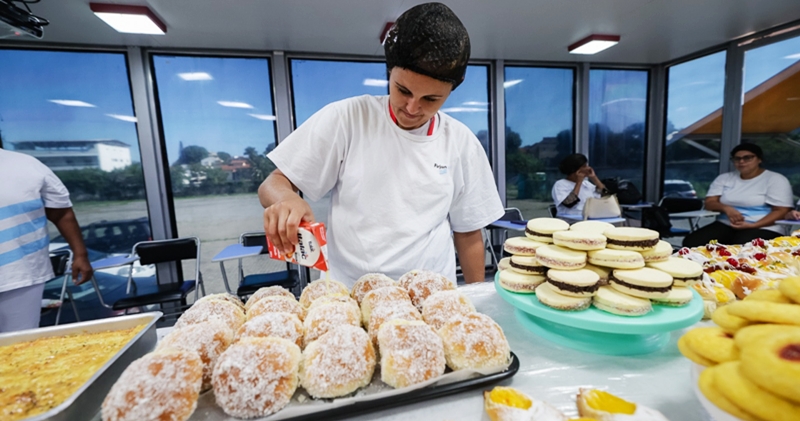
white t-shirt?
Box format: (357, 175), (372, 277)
(0, 148), (72, 293)
(268, 95), (504, 287)
(707, 169), (794, 233)
(551, 179), (601, 217)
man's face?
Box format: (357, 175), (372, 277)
(388, 67), (453, 130)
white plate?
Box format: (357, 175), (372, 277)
(691, 363), (747, 421)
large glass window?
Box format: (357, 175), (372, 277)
(440, 65), (491, 156)
(504, 66), (574, 218)
(664, 52), (726, 200)
(589, 69), (649, 196)
(0, 49), (149, 323)
(152, 55), (278, 293)
(741, 35), (800, 203)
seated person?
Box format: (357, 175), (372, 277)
(786, 200), (800, 220)
(683, 143), (794, 247)
(551, 153), (609, 218)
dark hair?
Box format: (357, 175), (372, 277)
(730, 143), (763, 160)
(559, 153), (588, 175)
(383, 3), (470, 89)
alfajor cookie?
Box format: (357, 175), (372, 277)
(535, 282), (591, 311)
(603, 227), (660, 251)
(498, 269), (545, 294)
(639, 240), (673, 263)
(609, 267), (673, 299)
(569, 220), (615, 234)
(552, 230), (606, 251)
(508, 255), (547, 275)
(525, 217), (569, 243)
(497, 257), (512, 271)
(535, 244), (587, 270)
(583, 264), (611, 286)
(650, 286), (693, 307)
(647, 257), (703, 286)
(503, 236), (547, 256)
(592, 286), (652, 316)
(546, 269), (600, 297)
(587, 249), (644, 269)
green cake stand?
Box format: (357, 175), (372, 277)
(494, 273), (704, 355)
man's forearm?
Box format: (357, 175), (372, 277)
(258, 169), (299, 208)
(45, 207), (88, 258)
(454, 230), (485, 284)
(753, 207), (791, 228)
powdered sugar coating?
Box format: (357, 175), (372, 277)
(212, 337), (301, 419)
(157, 320), (234, 391)
(245, 286), (295, 311)
(196, 293), (245, 311)
(367, 302), (422, 349)
(378, 320), (446, 388)
(303, 301), (362, 347)
(247, 295), (306, 322)
(101, 348), (202, 421)
(360, 286), (412, 327)
(421, 290), (476, 331)
(438, 313), (510, 371)
(397, 269), (445, 290)
(175, 299), (246, 332)
(307, 293), (359, 313)
(407, 273), (456, 311)
(235, 312), (304, 349)
(299, 279), (350, 308)
(300, 325), (376, 398)
(351, 273), (397, 305)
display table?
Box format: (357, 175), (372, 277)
(146, 282), (710, 421)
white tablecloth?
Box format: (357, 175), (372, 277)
(151, 282), (712, 421)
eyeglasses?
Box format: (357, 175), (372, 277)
(730, 155), (757, 163)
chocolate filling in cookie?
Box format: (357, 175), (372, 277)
(609, 274), (672, 293)
(525, 228), (552, 238)
(510, 261), (547, 274)
(674, 275), (703, 283)
(546, 278), (599, 294)
(606, 238), (659, 248)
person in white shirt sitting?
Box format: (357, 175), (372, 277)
(683, 143), (794, 247)
(551, 153), (610, 218)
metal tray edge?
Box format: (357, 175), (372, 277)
(9, 312), (164, 421)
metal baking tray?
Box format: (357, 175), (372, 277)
(0, 311), (162, 421)
(188, 351), (520, 421)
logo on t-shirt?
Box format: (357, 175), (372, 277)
(434, 163), (447, 175)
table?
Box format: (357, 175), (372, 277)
(488, 220), (527, 231)
(211, 243), (264, 295)
(144, 282), (710, 421)
(669, 210), (720, 232)
(559, 215), (627, 225)
(621, 202), (654, 210)
(776, 219), (800, 227)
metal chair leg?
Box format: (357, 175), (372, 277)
(55, 274), (69, 325)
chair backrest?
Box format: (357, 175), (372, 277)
(49, 250), (71, 277)
(548, 204), (557, 218)
(499, 207), (524, 222)
(659, 197), (703, 214)
(240, 232), (268, 250)
(134, 238), (199, 265)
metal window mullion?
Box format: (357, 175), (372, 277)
(127, 46), (179, 286)
(646, 64), (666, 202)
(493, 59), (506, 205)
(271, 51), (294, 143)
(720, 43), (745, 174)
(576, 63), (590, 157)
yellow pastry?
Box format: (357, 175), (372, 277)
(734, 324), (800, 351)
(683, 327), (739, 363)
(677, 335), (715, 367)
(576, 389), (668, 421)
(711, 305), (752, 334)
(697, 365), (762, 421)
(779, 276), (800, 304)
(744, 289), (793, 304)
(483, 386), (567, 421)
(714, 361), (800, 421)
(726, 301), (800, 326)
(740, 330), (800, 404)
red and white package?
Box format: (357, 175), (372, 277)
(267, 221), (329, 271)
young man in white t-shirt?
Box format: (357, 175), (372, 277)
(683, 143), (794, 247)
(0, 148), (94, 332)
(259, 3), (503, 286)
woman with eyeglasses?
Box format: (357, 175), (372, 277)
(682, 143), (794, 247)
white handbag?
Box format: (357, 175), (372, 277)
(582, 195), (622, 220)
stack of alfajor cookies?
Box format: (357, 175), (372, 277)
(498, 218), (702, 317)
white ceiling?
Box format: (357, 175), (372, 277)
(6, 0), (800, 63)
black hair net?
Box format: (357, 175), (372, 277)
(731, 142), (763, 160)
(559, 153), (589, 175)
(384, 3), (470, 89)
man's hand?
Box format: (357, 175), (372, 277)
(263, 196), (315, 256)
(71, 255), (94, 285)
(788, 210), (800, 221)
(723, 206), (745, 224)
(730, 220), (756, 230)
(583, 166), (597, 179)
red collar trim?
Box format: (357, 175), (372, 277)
(388, 103), (435, 136)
